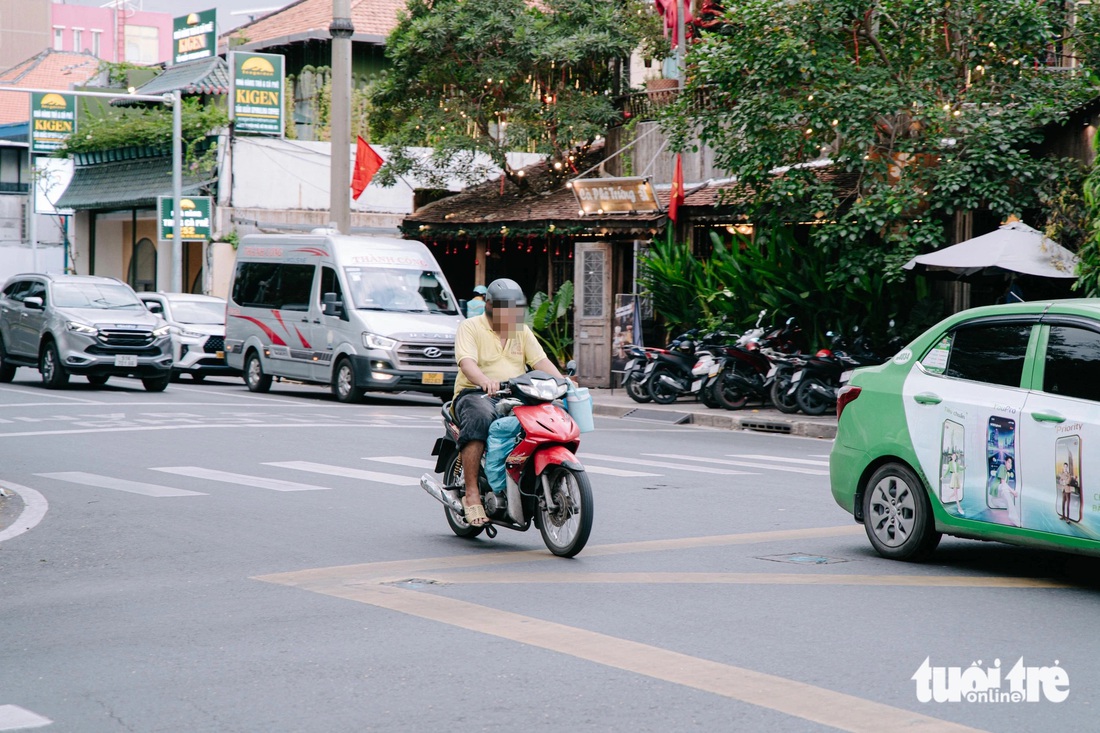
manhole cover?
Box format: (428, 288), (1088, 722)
(383, 578), (445, 588)
(756, 553), (849, 565)
(622, 408), (691, 424)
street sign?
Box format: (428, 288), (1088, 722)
(230, 51), (285, 137)
(173, 9), (217, 65)
(30, 92), (76, 154)
(571, 177), (659, 215)
(158, 195), (212, 241)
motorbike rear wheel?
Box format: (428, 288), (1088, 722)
(795, 376), (834, 416)
(647, 366), (681, 405)
(769, 368), (802, 414)
(442, 452), (485, 538)
(538, 465), (593, 557)
(625, 375), (652, 403)
(713, 365), (750, 410)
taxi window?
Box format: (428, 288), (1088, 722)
(928, 324), (1031, 387)
(1043, 326), (1100, 402)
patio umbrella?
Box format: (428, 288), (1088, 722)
(902, 220), (1079, 279)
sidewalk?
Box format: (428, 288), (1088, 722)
(589, 388), (838, 439)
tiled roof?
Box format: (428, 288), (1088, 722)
(56, 152), (210, 211)
(131, 57), (230, 97)
(223, 0), (407, 51)
(0, 50), (101, 125)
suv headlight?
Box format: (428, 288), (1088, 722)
(178, 328), (205, 339)
(153, 325), (172, 338)
(363, 333), (397, 350)
(66, 321), (98, 336)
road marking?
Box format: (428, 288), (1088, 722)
(729, 454), (830, 467)
(0, 385), (103, 404)
(363, 456), (437, 470)
(581, 465), (660, 477)
(36, 472), (205, 498)
(582, 452), (753, 475)
(0, 705), (51, 730)
(151, 466), (330, 492)
(255, 525), (985, 733)
(0, 482), (49, 543)
(266, 461), (419, 486)
(0, 423), (439, 439)
(645, 453), (828, 476)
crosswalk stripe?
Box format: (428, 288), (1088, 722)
(36, 471), (205, 497)
(151, 466), (330, 492)
(363, 456), (437, 470)
(0, 704), (52, 731)
(729, 454), (830, 467)
(582, 453), (753, 476)
(646, 454), (828, 476)
(582, 465), (660, 478)
(266, 461), (420, 486)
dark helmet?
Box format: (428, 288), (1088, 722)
(485, 278), (527, 307)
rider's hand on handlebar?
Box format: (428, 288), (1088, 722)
(480, 379), (501, 395)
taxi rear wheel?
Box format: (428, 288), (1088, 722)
(862, 463), (941, 561)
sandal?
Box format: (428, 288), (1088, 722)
(463, 500), (489, 526)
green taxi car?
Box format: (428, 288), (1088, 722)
(831, 299), (1100, 561)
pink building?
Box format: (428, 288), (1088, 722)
(50, 2), (172, 65)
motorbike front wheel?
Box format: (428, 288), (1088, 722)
(442, 452), (485, 538)
(538, 465), (594, 557)
(795, 376), (834, 416)
(625, 375), (652, 403)
(647, 366), (681, 405)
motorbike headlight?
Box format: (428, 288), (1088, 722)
(519, 378), (567, 401)
(66, 321), (98, 336)
(363, 333), (397, 350)
(153, 325), (172, 338)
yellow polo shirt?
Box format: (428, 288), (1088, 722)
(454, 314), (548, 396)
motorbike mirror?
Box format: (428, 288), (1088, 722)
(825, 330), (835, 338)
(564, 359), (577, 376)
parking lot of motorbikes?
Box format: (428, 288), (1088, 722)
(620, 311), (890, 416)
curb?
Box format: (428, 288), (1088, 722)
(592, 403), (837, 440)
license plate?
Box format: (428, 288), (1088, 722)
(708, 366), (720, 377)
(691, 378), (703, 392)
(421, 372), (444, 385)
(216, 351), (225, 360)
(644, 362), (655, 374)
(791, 370), (803, 383)
(766, 365), (777, 378)
(624, 359), (638, 372)
(114, 355), (138, 367)
(840, 370), (853, 384)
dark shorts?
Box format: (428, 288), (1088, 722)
(454, 388), (499, 448)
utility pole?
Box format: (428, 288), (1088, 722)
(329, 0), (354, 234)
(676, 0), (687, 87)
(171, 89), (183, 292)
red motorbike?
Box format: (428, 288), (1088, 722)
(420, 368), (594, 557)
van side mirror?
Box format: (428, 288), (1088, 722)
(564, 359), (577, 376)
(23, 296), (43, 310)
(458, 298), (468, 315)
(321, 292), (344, 318)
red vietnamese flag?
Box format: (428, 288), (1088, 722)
(351, 136), (384, 200)
(668, 153), (685, 223)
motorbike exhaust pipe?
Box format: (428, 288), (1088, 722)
(658, 374), (683, 391)
(420, 473), (464, 513)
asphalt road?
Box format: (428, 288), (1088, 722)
(1, 373), (1098, 732)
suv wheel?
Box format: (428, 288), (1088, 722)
(40, 342), (69, 389)
(0, 338), (16, 383)
(245, 351), (272, 393)
(142, 375), (170, 392)
(87, 375), (110, 387)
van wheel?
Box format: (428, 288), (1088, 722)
(0, 338), (16, 383)
(40, 342), (69, 389)
(332, 357), (363, 403)
(244, 351), (272, 393)
(862, 463), (941, 561)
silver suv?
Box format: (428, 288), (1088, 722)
(0, 274), (173, 391)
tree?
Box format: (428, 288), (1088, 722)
(664, 0), (1095, 326)
(370, 0), (662, 189)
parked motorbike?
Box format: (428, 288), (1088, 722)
(622, 345), (659, 404)
(791, 332), (882, 416)
(766, 352), (806, 414)
(419, 367), (593, 557)
(708, 315), (806, 410)
(645, 330), (703, 404)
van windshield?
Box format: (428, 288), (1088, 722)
(344, 266), (459, 315)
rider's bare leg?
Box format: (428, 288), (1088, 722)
(460, 440), (488, 525)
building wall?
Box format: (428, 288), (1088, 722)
(0, 0), (50, 72)
(51, 5), (172, 64)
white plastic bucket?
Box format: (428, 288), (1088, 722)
(566, 386), (595, 433)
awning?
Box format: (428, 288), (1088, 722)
(55, 153), (210, 211)
(128, 57), (230, 98)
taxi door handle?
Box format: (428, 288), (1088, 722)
(913, 392), (942, 405)
(1031, 410), (1066, 424)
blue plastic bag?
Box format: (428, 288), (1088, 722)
(485, 416), (522, 494)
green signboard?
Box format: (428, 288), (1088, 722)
(158, 195), (212, 241)
(173, 9), (217, 65)
(30, 92), (76, 154)
(231, 51), (285, 136)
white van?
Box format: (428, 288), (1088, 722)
(224, 233), (462, 402)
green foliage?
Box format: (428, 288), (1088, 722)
(663, 0), (1094, 299)
(526, 280), (574, 366)
(1075, 131), (1100, 296)
(371, 0), (661, 188)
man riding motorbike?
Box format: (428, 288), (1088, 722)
(453, 278), (566, 526)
